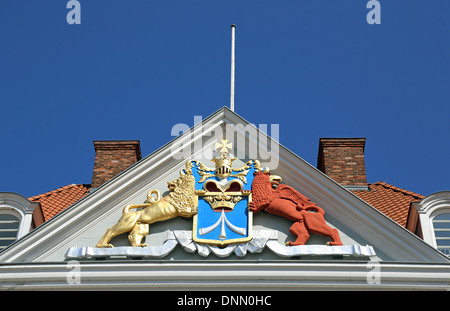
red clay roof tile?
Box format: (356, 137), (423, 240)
(352, 182), (424, 227)
(28, 184), (90, 221)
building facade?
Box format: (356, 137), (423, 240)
(0, 107), (449, 290)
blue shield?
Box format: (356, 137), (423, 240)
(192, 160), (257, 246)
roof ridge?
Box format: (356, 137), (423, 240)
(374, 181), (424, 199)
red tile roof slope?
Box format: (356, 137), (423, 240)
(351, 181), (424, 227)
(28, 184), (90, 221)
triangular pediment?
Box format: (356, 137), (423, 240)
(1, 107), (448, 263)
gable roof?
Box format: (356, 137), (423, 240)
(29, 184), (91, 222)
(0, 107), (447, 263)
(352, 182), (424, 227)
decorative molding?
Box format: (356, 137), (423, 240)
(1, 261), (450, 290)
(66, 230), (376, 259)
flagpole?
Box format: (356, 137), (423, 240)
(230, 24), (236, 112)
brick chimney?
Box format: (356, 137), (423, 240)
(317, 138), (367, 188)
(91, 140), (142, 188)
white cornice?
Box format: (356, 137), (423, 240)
(416, 191), (450, 216)
(0, 261), (449, 290)
(0, 193), (38, 215)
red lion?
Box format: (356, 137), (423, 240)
(249, 171), (343, 246)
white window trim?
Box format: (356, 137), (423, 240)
(0, 193), (39, 241)
(414, 191), (450, 249)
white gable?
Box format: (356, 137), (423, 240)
(0, 107), (448, 264)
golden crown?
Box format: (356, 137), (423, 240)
(203, 194), (242, 210)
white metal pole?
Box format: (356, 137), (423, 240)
(230, 24), (236, 112)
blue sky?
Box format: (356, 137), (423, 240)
(0, 1), (449, 197)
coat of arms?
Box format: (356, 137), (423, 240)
(95, 139), (344, 253)
(192, 140), (259, 246)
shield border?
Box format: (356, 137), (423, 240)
(193, 192), (253, 246)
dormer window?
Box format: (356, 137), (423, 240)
(432, 213), (450, 255)
(0, 193), (39, 251)
(415, 192), (450, 255)
(0, 214), (20, 251)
